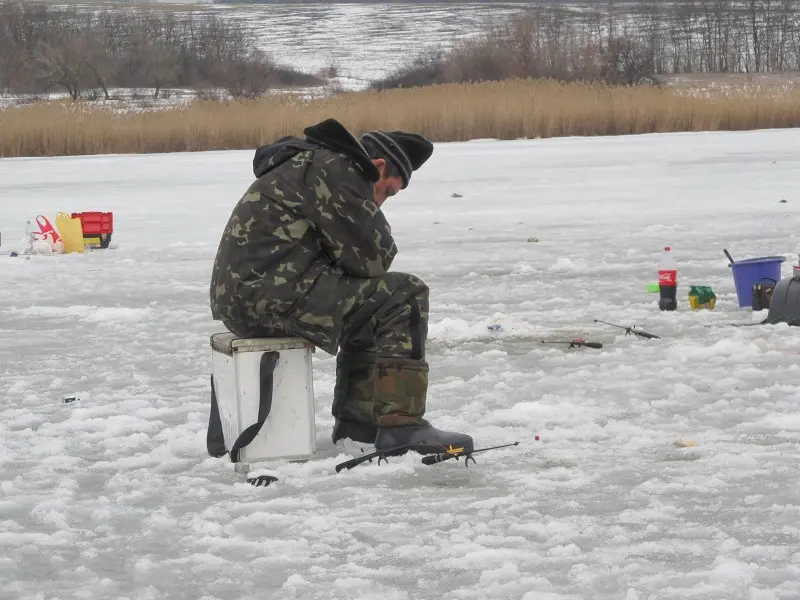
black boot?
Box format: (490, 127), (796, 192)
(372, 357), (473, 455)
(331, 351), (377, 444)
(375, 422), (474, 456)
(331, 419), (376, 445)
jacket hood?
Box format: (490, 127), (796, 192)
(252, 119), (380, 182)
(252, 135), (303, 178)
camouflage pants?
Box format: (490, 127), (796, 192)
(224, 270), (429, 359)
(331, 273), (428, 425)
(334, 271), (429, 426)
(223, 271), (429, 427)
(338, 271), (429, 359)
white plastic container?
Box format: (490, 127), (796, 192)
(210, 333), (316, 465)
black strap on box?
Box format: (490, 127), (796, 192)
(206, 373), (227, 458)
(207, 351), (279, 463)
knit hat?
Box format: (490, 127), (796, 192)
(360, 130), (434, 189)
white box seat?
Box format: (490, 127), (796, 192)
(207, 333), (316, 465)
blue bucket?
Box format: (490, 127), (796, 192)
(730, 256), (785, 308)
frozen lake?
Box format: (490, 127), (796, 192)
(217, 2), (536, 88)
(2, 128), (800, 599)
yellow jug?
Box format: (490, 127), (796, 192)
(55, 212), (85, 254)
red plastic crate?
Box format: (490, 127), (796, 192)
(71, 211), (113, 249)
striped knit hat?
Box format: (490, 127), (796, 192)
(360, 130), (434, 189)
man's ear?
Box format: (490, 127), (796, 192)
(371, 158), (386, 177)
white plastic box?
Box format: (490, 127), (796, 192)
(210, 333), (316, 464)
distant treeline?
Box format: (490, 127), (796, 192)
(0, 0), (320, 100)
(376, 1), (800, 89)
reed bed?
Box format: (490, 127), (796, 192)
(2, 79), (800, 158)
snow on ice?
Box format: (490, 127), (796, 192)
(2, 129), (800, 599)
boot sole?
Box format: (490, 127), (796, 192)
(375, 440), (474, 457)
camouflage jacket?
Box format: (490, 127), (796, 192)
(210, 119), (397, 352)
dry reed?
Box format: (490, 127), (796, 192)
(2, 79), (800, 158)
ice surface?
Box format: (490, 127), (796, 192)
(2, 129), (800, 599)
(219, 3), (525, 90)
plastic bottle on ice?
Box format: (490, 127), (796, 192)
(658, 246), (678, 311)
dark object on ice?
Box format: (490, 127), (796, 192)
(10, 251), (18, 257)
(752, 280), (776, 311)
(594, 319), (661, 339)
(63, 395), (78, 404)
(336, 443), (417, 472)
(487, 323), (503, 331)
(246, 475), (278, 487)
(540, 339), (603, 349)
(335, 440), (519, 472)
(375, 422), (474, 456)
(723, 248), (736, 265)
(780, 199), (788, 203)
(332, 419), (376, 445)
(763, 270), (800, 326)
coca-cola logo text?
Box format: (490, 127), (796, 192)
(659, 270), (677, 286)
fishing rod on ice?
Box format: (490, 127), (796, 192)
(540, 339), (603, 349)
(335, 441), (522, 472)
(421, 442), (521, 466)
(593, 319), (661, 339)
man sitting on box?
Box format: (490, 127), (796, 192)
(210, 118), (473, 456)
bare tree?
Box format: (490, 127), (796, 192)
(128, 38), (178, 99)
(218, 51), (274, 99)
(36, 23), (92, 101)
(84, 10), (126, 100)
